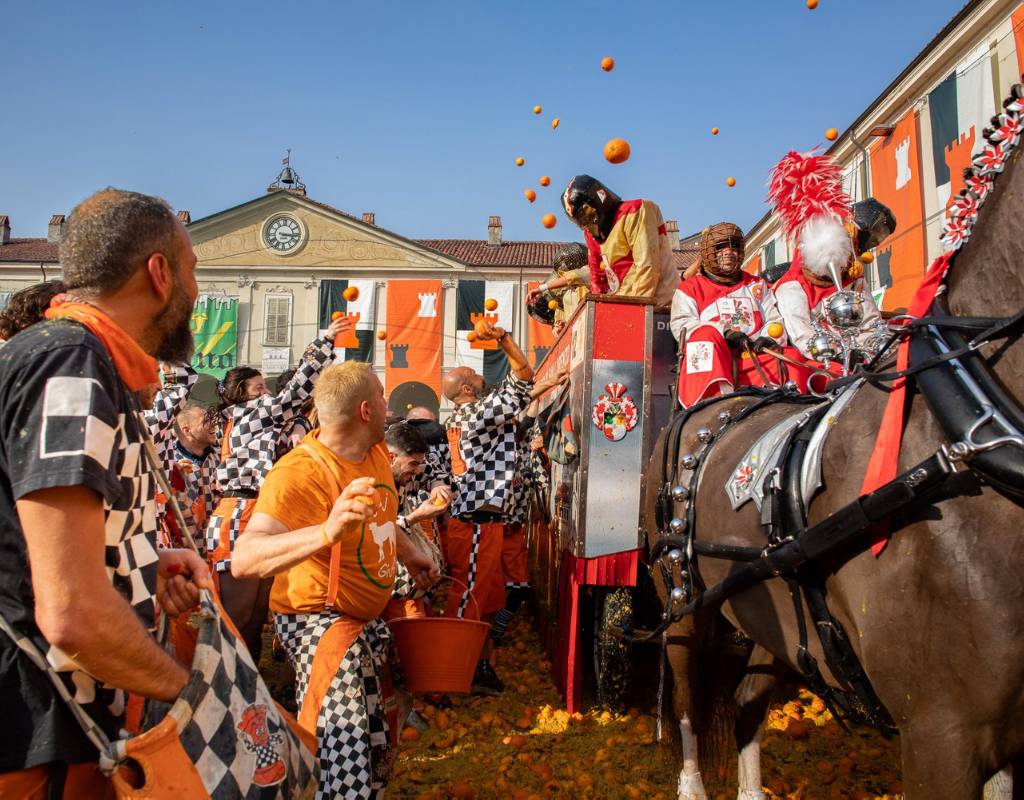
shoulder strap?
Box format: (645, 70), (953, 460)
(297, 442), (343, 612)
(220, 417), (233, 461)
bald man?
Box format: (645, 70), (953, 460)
(442, 321), (533, 695)
(174, 401), (220, 530)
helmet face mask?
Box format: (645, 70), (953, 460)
(700, 222), (746, 280)
(562, 175), (622, 242)
(852, 198), (897, 254)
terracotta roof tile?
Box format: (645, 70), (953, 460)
(0, 238), (59, 263)
(415, 239), (572, 268)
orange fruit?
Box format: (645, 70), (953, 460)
(825, 127), (839, 141)
(467, 331), (477, 342)
(533, 105), (542, 114)
(331, 311), (343, 320)
(508, 734), (527, 748)
(376, 330), (386, 340)
(524, 189), (536, 203)
(542, 213), (557, 229)
(807, 0), (819, 7)
(860, 251), (875, 264)
(450, 780), (475, 799)
(547, 299), (558, 310)
(431, 496), (445, 507)
(401, 726), (421, 742)
(600, 56), (615, 71)
(711, 127), (719, 135)
(766, 323), (784, 339)
(435, 711), (450, 730)
(342, 285), (359, 302)
(515, 157), (525, 166)
(551, 118), (560, 129)
(726, 176), (736, 187)
(485, 298), (498, 311)
(604, 138), (631, 164)
(539, 175), (550, 187)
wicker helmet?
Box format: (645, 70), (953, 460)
(700, 222), (745, 271)
(526, 243), (591, 325)
(553, 242), (588, 274)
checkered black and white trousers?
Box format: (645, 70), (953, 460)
(274, 611), (397, 799)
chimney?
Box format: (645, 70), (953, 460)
(665, 219), (681, 251)
(177, 210), (191, 225)
(47, 214), (66, 244)
(487, 215), (502, 247)
(0, 215), (9, 245)
(362, 212), (376, 226)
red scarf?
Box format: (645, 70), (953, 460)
(45, 295), (158, 391)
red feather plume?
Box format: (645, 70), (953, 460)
(767, 150), (851, 241)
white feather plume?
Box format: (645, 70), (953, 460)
(798, 215), (852, 278)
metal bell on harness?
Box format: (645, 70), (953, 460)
(696, 426), (713, 443)
(669, 517), (686, 533)
(717, 410), (731, 425)
(667, 549), (683, 563)
(680, 453), (698, 470)
(670, 587), (687, 605)
(670, 485), (688, 502)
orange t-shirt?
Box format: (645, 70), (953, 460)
(256, 433), (399, 620)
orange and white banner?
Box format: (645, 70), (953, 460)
(869, 109), (927, 312)
(385, 280), (443, 402)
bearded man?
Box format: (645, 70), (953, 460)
(671, 223), (809, 407)
(527, 175), (677, 308)
(0, 188), (211, 796)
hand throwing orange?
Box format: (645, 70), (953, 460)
(604, 138), (630, 164)
(331, 311), (343, 320)
(474, 318), (493, 337)
(342, 286), (359, 302)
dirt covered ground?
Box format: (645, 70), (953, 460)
(265, 612), (903, 799)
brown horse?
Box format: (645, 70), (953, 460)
(642, 94), (1024, 799)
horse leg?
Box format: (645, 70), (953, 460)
(666, 618), (709, 800)
(983, 764), (1013, 800)
(734, 645), (775, 800)
(901, 723), (985, 800)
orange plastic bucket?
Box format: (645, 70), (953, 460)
(388, 579), (490, 694)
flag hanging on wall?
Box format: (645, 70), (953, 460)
(385, 279), (443, 401)
(455, 280), (516, 386)
(318, 279), (376, 362)
(525, 281), (556, 368)
(191, 295), (238, 379)
(869, 109), (927, 312)
(927, 43), (995, 215)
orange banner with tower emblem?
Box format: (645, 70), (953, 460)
(526, 281), (556, 369)
(869, 110), (927, 312)
(385, 280), (443, 401)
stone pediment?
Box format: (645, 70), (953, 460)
(187, 191), (464, 271)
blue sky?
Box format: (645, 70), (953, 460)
(2, 0), (968, 242)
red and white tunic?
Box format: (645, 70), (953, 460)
(773, 261), (883, 360)
(670, 271), (803, 407)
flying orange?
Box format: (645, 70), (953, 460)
(807, 0), (819, 8)
(515, 157), (525, 166)
(342, 286), (359, 302)
(825, 127), (839, 141)
(376, 330), (386, 340)
(485, 298), (498, 311)
(524, 189), (536, 203)
(601, 56), (615, 71)
(604, 138), (631, 164)
(726, 176), (737, 187)
(551, 118), (560, 129)
(711, 127), (720, 135)
(539, 176), (551, 187)
(533, 105), (542, 114)
(542, 213), (557, 229)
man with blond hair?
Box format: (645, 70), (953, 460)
(232, 361), (438, 799)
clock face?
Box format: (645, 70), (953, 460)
(263, 215), (303, 253)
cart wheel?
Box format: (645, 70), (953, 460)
(594, 587), (633, 711)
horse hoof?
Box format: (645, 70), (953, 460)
(677, 770), (708, 800)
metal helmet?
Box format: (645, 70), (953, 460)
(700, 222), (746, 272)
(561, 175), (622, 241)
(526, 243), (591, 325)
(852, 198), (897, 254)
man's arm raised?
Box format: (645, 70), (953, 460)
(19, 486), (189, 702)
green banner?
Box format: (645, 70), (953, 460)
(190, 296), (238, 379)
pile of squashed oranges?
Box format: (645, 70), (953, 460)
(388, 614), (903, 799)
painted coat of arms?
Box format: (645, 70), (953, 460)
(592, 382), (639, 442)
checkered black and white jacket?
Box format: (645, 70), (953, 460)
(214, 338), (334, 495)
(402, 440), (452, 508)
(447, 372), (533, 518)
